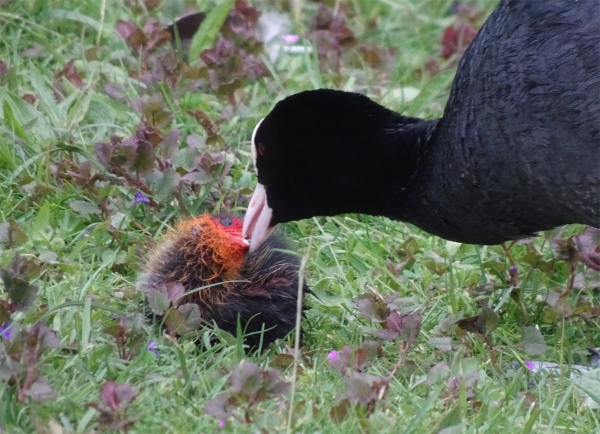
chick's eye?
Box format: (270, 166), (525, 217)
(257, 142), (265, 156)
(220, 216), (233, 226)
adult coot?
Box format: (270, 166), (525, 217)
(243, 0), (600, 251)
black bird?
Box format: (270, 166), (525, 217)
(243, 0), (600, 252)
(138, 214), (309, 350)
(165, 12), (206, 55)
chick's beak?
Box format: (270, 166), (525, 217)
(216, 222), (250, 252)
(228, 234), (250, 252)
(243, 183), (274, 252)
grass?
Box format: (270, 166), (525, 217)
(1, 0), (599, 432)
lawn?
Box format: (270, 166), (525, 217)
(0, 0), (599, 433)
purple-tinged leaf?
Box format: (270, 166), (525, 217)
(186, 133), (206, 150)
(23, 375), (56, 402)
(150, 167), (181, 203)
(54, 59), (84, 88)
(188, 109), (226, 146)
(159, 129), (181, 160)
(328, 346), (372, 374)
(94, 136), (137, 171)
(373, 329), (399, 341)
(229, 360), (264, 395)
(308, 4), (357, 72)
(181, 170), (212, 185)
(354, 294), (389, 322)
(30, 323), (60, 350)
(575, 227), (600, 252)
(269, 354), (295, 370)
(0, 221), (28, 247)
(579, 251), (600, 271)
(104, 83), (126, 100)
(163, 308), (187, 335)
(440, 24), (477, 60)
(447, 371), (480, 399)
(345, 373), (389, 407)
(551, 237), (578, 263)
(132, 139), (155, 174)
(330, 399), (351, 423)
(177, 303), (203, 330)
(456, 306), (498, 336)
(116, 20), (148, 51)
(205, 392), (235, 420)
(429, 337), (453, 352)
(427, 361), (450, 385)
(38, 251), (58, 264)
(100, 380), (137, 412)
(142, 94), (174, 131)
(146, 288), (170, 315)
(328, 346), (354, 374)
(166, 282), (185, 303)
(0, 252), (39, 312)
(386, 258), (411, 277)
(0, 353), (24, 381)
(229, 360), (289, 401)
(361, 341), (383, 360)
(521, 326), (547, 356)
(69, 200), (102, 217)
(377, 311), (422, 348)
(120, 314), (144, 333)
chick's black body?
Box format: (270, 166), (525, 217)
(139, 214), (309, 350)
(221, 234), (308, 348)
(250, 0), (599, 245)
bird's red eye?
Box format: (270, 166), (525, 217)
(257, 142), (265, 156)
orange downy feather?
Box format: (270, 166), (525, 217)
(176, 214), (247, 281)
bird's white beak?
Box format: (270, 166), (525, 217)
(243, 183), (275, 252)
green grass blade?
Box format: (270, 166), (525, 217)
(188, 0), (235, 62)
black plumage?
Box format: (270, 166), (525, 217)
(243, 0), (600, 251)
(138, 214), (309, 350)
(165, 12), (206, 55)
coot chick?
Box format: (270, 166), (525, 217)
(243, 0), (600, 251)
(138, 213), (310, 349)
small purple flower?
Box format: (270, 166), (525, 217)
(218, 420), (226, 428)
(0, 321), (12, 339)
(509, 265), (518, 276)
(281, 34), (300, 44)
(525, 361), (535, 371)
(327, 350), (339, 361)
(147, 341), (159, 355)
(134, 191), (150, 205)
(450, 2), (461, 14)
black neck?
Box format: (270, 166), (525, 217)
(375, 118), (440, 218)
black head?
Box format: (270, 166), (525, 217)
(243, 89), (425, 251)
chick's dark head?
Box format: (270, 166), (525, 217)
(138, 213), (309, 350)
